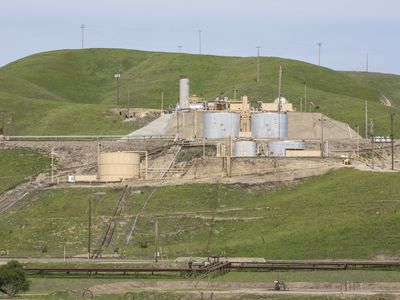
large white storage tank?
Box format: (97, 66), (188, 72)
(267, 140), (305, 157)
(179, 77), (190, 109)
(98, 152), (140, 182)
(233, 141), (257, 157)
(251, 112), (288, 139)
(203, 112), (240, 139)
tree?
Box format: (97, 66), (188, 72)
(0, 260), (30, 297)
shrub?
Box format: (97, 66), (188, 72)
(0, 260), (30, 297)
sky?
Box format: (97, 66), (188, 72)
(1, 0), (399, 74)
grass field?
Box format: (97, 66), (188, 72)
(0, 148), (50, 193)
(21, 273), (399, 299)
(0, 48), (397, 135)
(1, 168), (400, 259)
(342, 71), (400, 108)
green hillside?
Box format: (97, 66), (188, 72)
(0, 148), (50, 193)
(1, 168), (400, 259)
(342, 71), (400, 108)
(0, 48), (397, 135)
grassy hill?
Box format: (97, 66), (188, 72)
(0, 48), (397, 135)
(0, 148), (50, 193)
(1, 168), (400, 259)
(342, 71), (400, 108)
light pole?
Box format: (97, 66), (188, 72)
(304, 82), (307, 112)
(320, 113), (326, 157)
(317, 42), (322, 66)
(390, 112), (396, 170)
(114, 69), (121, 109)
(256, 46), (261, 83)
(81, 24), (85, 49)
(198, 30), (202, 54)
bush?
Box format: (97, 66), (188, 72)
(0, 260), (30, 297)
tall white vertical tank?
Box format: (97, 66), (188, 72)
(233, 141), (257, 157)
(179, 77), (190, 109)
(203, 112), (240, 139)
(251, 112), (288, 139)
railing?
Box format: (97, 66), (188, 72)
(4, 135), (176, 142)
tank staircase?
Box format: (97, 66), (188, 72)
(92, 185), (129, 259)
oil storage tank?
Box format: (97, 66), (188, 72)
(98, 152), (140, 182)
(233, 140), (257, 157)
(203, 112), (240, 139)
(251, 112), (288, 139)
(267, 140), (305, 157)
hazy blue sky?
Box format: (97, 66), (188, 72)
(1, 0), (399, 74)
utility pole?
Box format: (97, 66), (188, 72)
(320, 113), (325, 157)
(114, 69), (121, 109)
(198, 30), (202, 55)
(81, 24), (85, 49)
(127, 89), (130, 118)
(155, 218), (159, 263)
(366, 53), (369, 73)
(365, 100), (368, 139)
(88, 197), (92, 259)
(370, 120), (375, 169)
(317, 42), (322, 66)
(278, 66), (283, 140)
(356, 125), (360, 159)
(161, 91), (164, 112)
(51, 148), (55, 184)
(96, 139), (100, 180)
(390, 113), (395, 170)
(256, 46), (261, 83)
(178, 45), (182, 52)
(304, 82), (307, 113)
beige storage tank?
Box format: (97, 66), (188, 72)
(98, 152), (140, 182)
